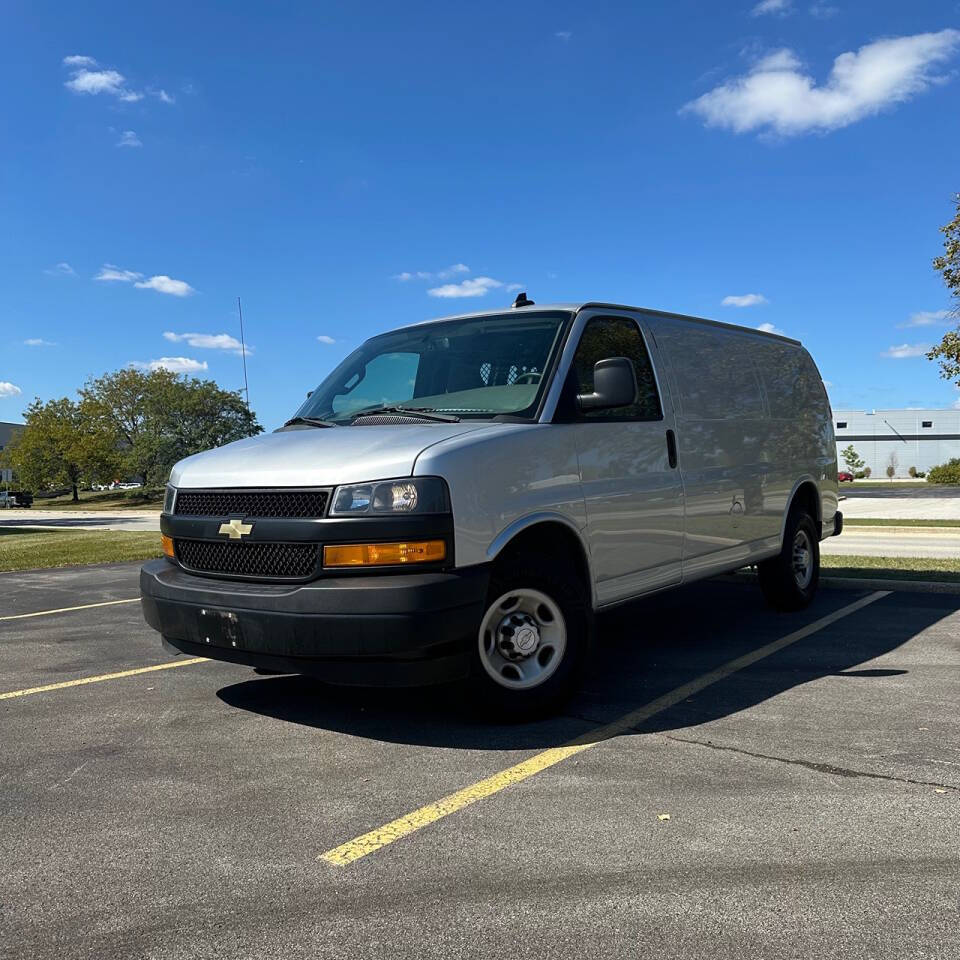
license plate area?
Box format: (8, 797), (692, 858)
(197, 608), (244, 650)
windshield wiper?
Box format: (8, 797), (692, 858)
(281, 416), (338, 429)
(351, 405), (461, 423)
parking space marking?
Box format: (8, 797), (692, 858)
(320, 589), (890, 866)
(0, 658), (208, 701)
(0, 598), (139, 622)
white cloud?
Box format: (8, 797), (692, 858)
(164, 332), (248, 354)
(65, 67), (143, 101)
(24, 338), (56, 347)
(94, 264), (143, 283)
(428, 276), (509, 298)
(683, 29), (960, 136)
(150, 88), (175, 104)
(882, 343), (931, 358)
(394, 263), (470, 282)
(134, 275), (195, 297)
(132, 357), (208, 374)
(116, 130), (142, 148)
(63, 55), (98, 67)
(95, 265), (194, 296)
(316, 335), (336, 344)
(0, 381), (22, 398)
(45, 261), (75, 277)
(555, 31), (572, 41)
(722, 293), (768, 307)
(752, 0), (793, 16)
(809, 2), (839, 18)
(901, 309), (951, 327)
(756, 321), (786, 334)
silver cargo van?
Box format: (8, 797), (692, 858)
(141, 298), (841, 715)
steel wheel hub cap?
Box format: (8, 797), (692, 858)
(478, 588), (567, 690)
(498, 612), (540, 660)
(792, 529), (813, 589)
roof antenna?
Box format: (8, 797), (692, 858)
(237, 296), (250, 411)
(512, 291), (534, 308)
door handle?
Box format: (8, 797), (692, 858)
(666, 429), (678, 469)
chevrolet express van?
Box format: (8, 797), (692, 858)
(141, 298), (841, 714)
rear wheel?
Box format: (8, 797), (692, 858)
(469, 556), (592, 718)
(758, 510), (820, 611)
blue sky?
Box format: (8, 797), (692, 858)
(2, 0), (959, 428)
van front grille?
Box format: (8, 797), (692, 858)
(175, 539), (319, 580)
(174, 489), (329, 519)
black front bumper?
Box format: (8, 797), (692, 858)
(140, 558), (490, 686)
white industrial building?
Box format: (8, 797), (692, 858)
(833, 409), (960, 477)
(0, 421), (23, 486)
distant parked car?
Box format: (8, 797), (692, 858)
(0, 491), (17, 508)
(0, 490), (32, 507)
(118, 482), (143, 490)
(837, 471), (854, 483)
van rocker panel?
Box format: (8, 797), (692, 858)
(139, 558), (489, 684)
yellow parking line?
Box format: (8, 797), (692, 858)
(320, 590), (890, 866)
(0, 658), (208, 701)
(0, 598), (140, 622)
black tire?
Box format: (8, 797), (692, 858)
(467, 555), (593, 719)
(758, 510), (820, 611)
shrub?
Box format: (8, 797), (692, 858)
(854, 470), (868, 479)
(908, 466), (917, 478)
(864, 466), (872, 478)
(927, 459), (960, 484)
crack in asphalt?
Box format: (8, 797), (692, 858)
(663, 734), (958, 791)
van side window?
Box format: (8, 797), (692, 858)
(573, 317), (662, 421)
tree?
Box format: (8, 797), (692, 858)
(3, 398), (119, 501)
(840, 445), (865, 474)
(926, 194), (960, 383)
(886, 451), (899, 479)
(80, 368), (262, 487)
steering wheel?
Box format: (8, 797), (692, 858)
(513, 371), (542, 384)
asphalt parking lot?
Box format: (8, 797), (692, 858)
(2, 563), (959, 960)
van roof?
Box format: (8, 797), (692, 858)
(388, 301), (802, 346)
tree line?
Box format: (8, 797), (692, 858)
(1, 368), (261, 501)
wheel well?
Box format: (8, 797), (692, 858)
(790, 481), (821, 524)
(494, 521), (591, 587)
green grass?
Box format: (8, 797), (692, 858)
(821, 554), (960, 583)
(25, 489), (163, 511)
(843, 518), (960, 528)
(0, 528), (161, 572)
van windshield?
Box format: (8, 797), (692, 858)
(296, 311), (570, 423)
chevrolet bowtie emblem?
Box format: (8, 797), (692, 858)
(219, 518), (253, 539)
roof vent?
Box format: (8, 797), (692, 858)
(512, 292), (534, 308)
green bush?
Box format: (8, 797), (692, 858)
(927, 459), (960, 485)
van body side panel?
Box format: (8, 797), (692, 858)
(753, 342), (838, 535)
(649, 316), (782, 576)
(569, 311), (684, 604)
(413, 422), (589, 575)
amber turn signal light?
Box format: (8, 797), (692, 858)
(161, 534), (175, 558)
(323, 540), (446, 568)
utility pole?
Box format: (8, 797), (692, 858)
(237, 296), (250, 411)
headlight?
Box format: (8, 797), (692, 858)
(330, 477), (449, 516)
(163, 484), (177, 514)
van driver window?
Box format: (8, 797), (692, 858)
(573, 317), (662, 421)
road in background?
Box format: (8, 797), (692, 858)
(0, 509), (161, 532)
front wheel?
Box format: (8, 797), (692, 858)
(468, 559), (592, 718)
(757, 511), (820, 611)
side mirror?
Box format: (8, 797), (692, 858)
(577, 357), (636, 412)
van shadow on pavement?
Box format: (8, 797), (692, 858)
(216, 580), (954, 752)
